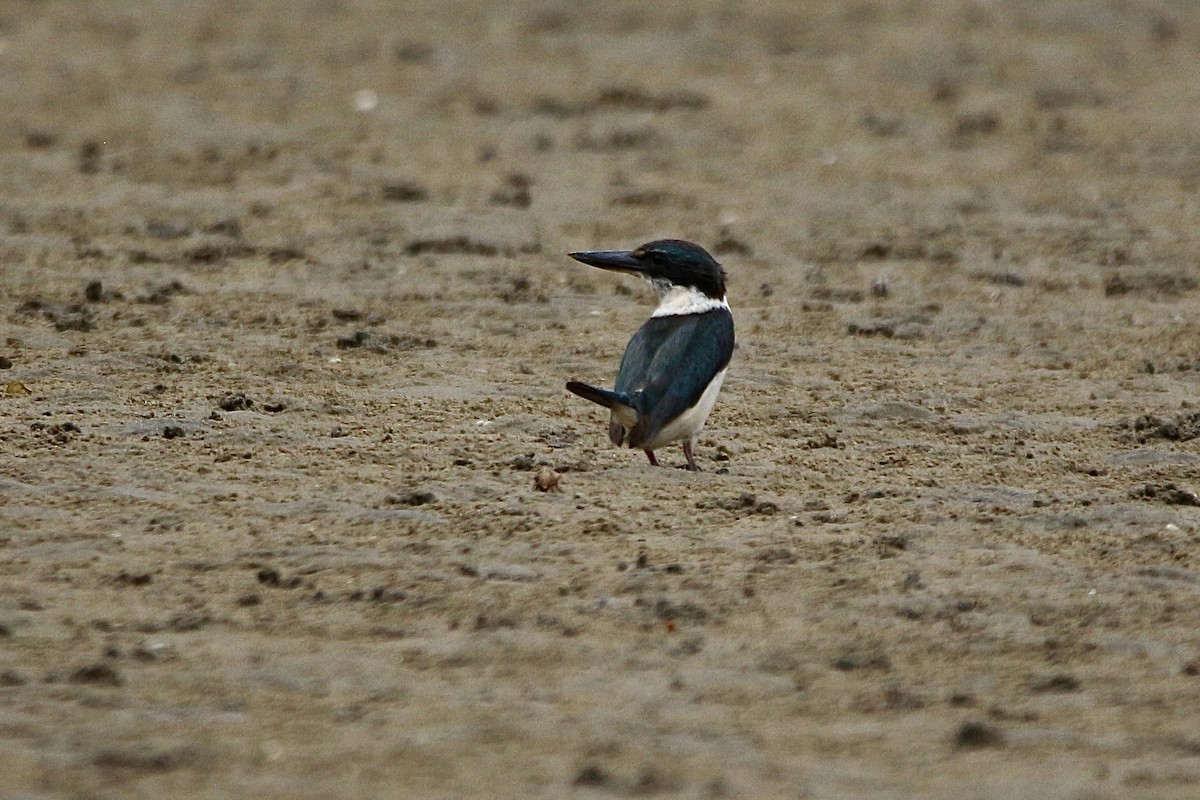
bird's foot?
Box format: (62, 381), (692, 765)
(682, 442), (700, 471)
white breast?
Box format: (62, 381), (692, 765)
(638, 368), (727, 451)
(650, 286), (729, 318)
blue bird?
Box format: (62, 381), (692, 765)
(566, 239), (735, 471)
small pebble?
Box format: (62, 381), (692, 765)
(534, 468), (561, 492)
(954, 720), (1004, 749)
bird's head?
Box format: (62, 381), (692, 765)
(568, 239), (726, 300)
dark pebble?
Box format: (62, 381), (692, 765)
(381, 182), (429, 203)
(0, 669), (27, 686)
(24, 130), (57, 148)
(218, 392), (254, 412)
(393, 40), (434, 63)
(115, 571), (152, 586)
(256, 568), (281, 586)
(955, 111), (1001, 136)
(954, 720), (1004, 749)
(79, 140), (102, 173)
(204, 217), (243, 237)
(69, 663), (123, 687)
(370, 586), (407, 602)
(833, 651), (892, 672)
(0, 356), (11, 369)
(1030, 673), (1080, 693)
(389, 489), (435, 506)
(572, 764), (610, 787)
(337, 331), (367, 349)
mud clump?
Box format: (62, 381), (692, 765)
(1133, 483), (1200, 506)
(18, 298), (94, 332)
(1123, 411), (1200, 442)
(954, 721), (1004, 749)
(388, 489), (436, 507)
(68, 663), (123, 687)
(217, 392), (255, 412)
(696, 492), (777, 515)
(381, 181), (429, 202)
(336, 330), (437, 352)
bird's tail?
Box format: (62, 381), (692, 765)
(566, 381), (632, 411)
(566, 381), (639, 446)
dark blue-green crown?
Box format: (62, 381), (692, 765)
(629, 240), (727, 299)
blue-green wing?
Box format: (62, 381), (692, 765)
(613, 308), (734, 448)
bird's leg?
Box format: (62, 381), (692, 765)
(644, 449), (659, 466)
(682, 441), (700, 471)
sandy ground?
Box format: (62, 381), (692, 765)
(2, 1), (1200, 798)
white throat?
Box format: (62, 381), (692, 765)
(649, 284), (729, 318)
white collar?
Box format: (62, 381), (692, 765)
(650, 285), (730, 318)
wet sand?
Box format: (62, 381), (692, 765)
(2, 2), (1200, 797)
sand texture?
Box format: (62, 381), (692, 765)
(2, 2), (1200, 798)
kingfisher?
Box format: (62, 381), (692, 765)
(565, 239), (735, 471)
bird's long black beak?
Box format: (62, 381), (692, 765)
(568, 249), (646, 274)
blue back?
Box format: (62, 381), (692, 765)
(614, 307), (734, 448)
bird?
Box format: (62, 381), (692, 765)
(565, 239), (735, 471)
